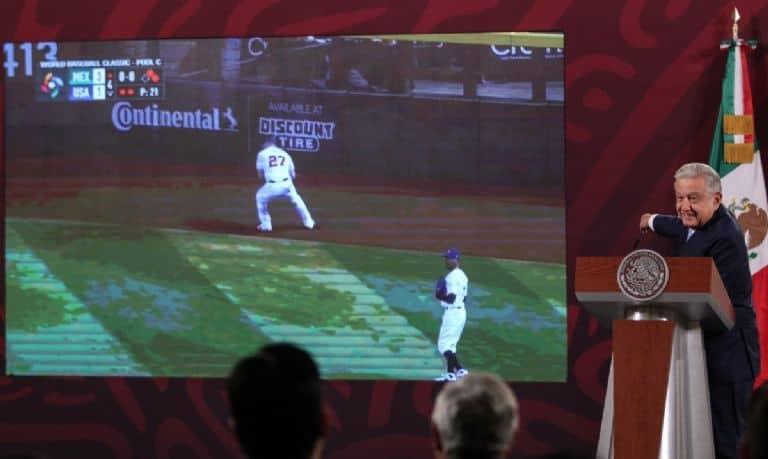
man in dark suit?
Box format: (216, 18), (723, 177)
(740, 382), (768, 459)
(640, 162), (760, 459)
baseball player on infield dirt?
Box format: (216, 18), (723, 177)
(434, 248), (469, 382)
(255, 137), (315, 232)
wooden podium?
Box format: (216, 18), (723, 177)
(575, 257), (734, 459)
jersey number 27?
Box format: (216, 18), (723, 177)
(268, 155), (286, 167)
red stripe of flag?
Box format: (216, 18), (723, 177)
(740, 45), (754, 143)
(751, 268), (768, 386)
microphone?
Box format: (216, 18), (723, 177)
(632, 228), (649, 251)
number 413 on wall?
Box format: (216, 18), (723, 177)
(3, 42), (58, 78)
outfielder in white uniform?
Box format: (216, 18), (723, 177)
(434, 248), (469, 382)
(255, 139), (315, 232)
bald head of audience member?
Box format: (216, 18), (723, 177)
(431, 373), (520, 459)
(227, 343), (325, 459)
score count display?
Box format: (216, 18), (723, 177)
(37, 61), (164, 102)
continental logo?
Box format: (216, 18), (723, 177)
(111, 102), (239, 132)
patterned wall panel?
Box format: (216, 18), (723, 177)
(3, 1), (767, 457)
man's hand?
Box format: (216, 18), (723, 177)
(639, 213), (653, 233)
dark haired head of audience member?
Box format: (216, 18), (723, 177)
(227, 343), (325, 459)
(741, 381), (768, 459)
(431, 372), (519, 459)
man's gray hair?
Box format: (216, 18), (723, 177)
(674, 162), (722, 194)
(431, 373), (519, 459)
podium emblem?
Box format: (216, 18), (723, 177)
(617, 249), (669, 302)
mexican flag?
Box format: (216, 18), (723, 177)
(709, 36), (768, 386)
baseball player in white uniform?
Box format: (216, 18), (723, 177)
(434, 248), (469, 382)
(255, 138), (315, 232)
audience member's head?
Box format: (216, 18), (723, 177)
(431, 373), (519, 459)
(741, 382), (768, 459)
(227, 343), (325, 459)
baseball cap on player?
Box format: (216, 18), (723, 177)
(443, 248), (460, 260)
(261, 135), (277, 148)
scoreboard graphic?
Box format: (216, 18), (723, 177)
(36, 58), (164, 102)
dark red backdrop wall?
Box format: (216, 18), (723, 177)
(3, 1), (768, 458)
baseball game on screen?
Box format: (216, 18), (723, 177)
(4, 34), (566, 381)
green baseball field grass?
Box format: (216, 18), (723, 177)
(6, 183), (566, 381)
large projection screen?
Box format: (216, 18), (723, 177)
(4, 33), (565, 380)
